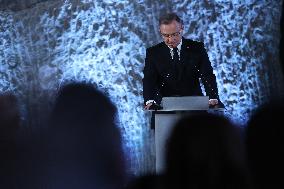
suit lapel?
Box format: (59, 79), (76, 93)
(159, 43), (175, 76)
(178, 39), (191, 80)
(180, 38), (191, 65)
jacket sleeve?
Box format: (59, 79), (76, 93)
(142, 48), (159, 105)
(197, 43), (220, 100)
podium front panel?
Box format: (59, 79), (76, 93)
(155, 113), (183, 174)
(154, 111), (209, 174)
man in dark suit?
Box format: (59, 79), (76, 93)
(143, 13), (223, 110)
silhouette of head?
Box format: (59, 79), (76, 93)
(125, 174), (164, 189)
(0, 93), (20, 188)
(48, 82), (125, 189)
(0, 93), (20, 140)
(165, 113), (250, 189)
(246, 99), (284, 188)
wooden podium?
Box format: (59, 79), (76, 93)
(153, 96), (224, 173)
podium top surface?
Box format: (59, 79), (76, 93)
(161, 96), (209, 111)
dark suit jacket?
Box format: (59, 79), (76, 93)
(143, 38), (220, 105)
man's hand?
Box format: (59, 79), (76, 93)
(144, 102), (153, 110)
(209, 99), (218, 106)
(144, 102), (162, 110)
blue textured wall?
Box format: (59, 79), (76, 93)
(0, 0), (283, 175)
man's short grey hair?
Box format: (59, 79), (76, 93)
(159, 12), (183, 26)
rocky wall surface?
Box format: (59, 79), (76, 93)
(0, 0), (283, 175)
(0, 0), (49, 11)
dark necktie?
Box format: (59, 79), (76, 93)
(173, 47), (179, 63)
(172, 47), (179, 77)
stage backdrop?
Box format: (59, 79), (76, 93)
(0, 0), (283, 175)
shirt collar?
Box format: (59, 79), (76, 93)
(168, 38), (183, 51)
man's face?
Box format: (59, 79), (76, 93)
(160, 20), (183, 48)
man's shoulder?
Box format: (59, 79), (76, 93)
(183, 38), (204, 48)
(182, 38), (208, 54)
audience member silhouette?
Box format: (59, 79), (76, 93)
(0, 93), (20, 188)
(46, 83), (125, 189)
(125, 174), (164, 189)
(165, 113), (251, 189)
(15, 122), (49, 189)
(0, 92), (20, 140)
(246, 99), (284, 189)
(280, 0), (284, 74)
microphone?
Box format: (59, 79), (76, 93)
(149, 103), (163, 110)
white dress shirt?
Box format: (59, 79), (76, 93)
(169, 38), (182, 61)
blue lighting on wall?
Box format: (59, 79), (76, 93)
(0, 0), (283, 175)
